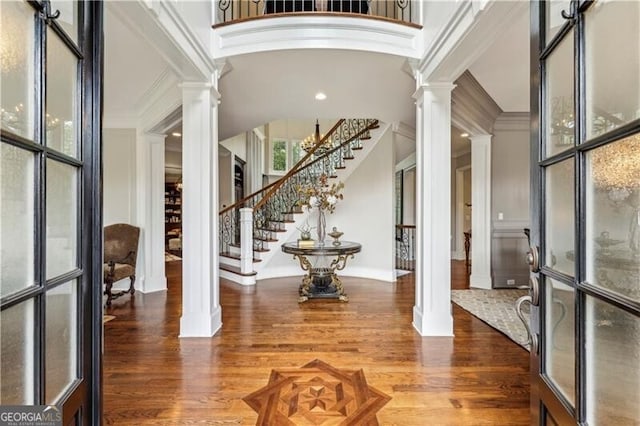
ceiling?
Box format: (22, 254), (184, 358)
(103, 6), (529, 155)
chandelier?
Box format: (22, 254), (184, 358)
(591, 133), (640, 191)
(300, 120), (333, 154)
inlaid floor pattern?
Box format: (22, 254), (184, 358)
(243, 359), (391, 425)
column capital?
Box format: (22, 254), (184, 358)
(469, 133), (493, 143)
(412, 82), (456, 100)
(180, 81), (222, 103)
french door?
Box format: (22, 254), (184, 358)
(530, 0), (640, 424)
(0, 1), (103, 424)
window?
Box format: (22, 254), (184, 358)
(269, 138), (305, 175)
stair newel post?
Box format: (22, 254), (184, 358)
(240, 207), (254, 274)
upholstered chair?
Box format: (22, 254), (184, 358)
(104, 224), (140, 306)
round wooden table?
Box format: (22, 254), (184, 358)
(281, 241), (362, 302)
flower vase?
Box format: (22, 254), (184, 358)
(317, 209), (326, 245)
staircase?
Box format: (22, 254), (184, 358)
(218, 118), (381, 285)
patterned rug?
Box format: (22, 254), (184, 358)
(103, 315), (115, 323)
(244, 359), (391, 425)
(451, 289), (530, 351)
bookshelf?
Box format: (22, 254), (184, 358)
(165, 183), (182, 254)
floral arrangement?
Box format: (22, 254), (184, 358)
(296, 174), (344, 213)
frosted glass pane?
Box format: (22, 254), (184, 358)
(50, 1), (78, 44)
(585, 1), (640, 139)
(545, 279), (575, 406)
(0, 300), (34, 405)
(0, 1), (35, 139)
(46, 27), (78, 158)
(586, 135), (640, 303)
(545, 30), (575, 158)
(545, 159), (575, 276)
(1, 144), (35, 296)
(46, 160), (78, 279)
(45, 280), (78, 404)
(586, 297), (640, 425)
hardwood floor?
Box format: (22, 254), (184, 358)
(103, 260), (530, 425)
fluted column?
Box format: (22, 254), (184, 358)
(412, 83), (455, 336)
(179, 82), (222, 337)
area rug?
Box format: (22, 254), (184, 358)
(244, 359), (391, 425)
(164, 251), (181, 262)
(451, 289), (530, 351)
(103, 315), (115, 323)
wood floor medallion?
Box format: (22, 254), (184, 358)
(243, 359), (391, 425)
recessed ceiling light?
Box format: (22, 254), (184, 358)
(460, 133), (469, 138)
(172, 132), (182, 137)
(315, 92), (327, 101)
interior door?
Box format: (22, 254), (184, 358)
(0, 1), (103, 424)
(529, 1), (640, 424)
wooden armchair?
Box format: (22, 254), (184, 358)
(104, 224), (140, 306)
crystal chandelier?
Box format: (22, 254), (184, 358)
(300, 119), (333, 154)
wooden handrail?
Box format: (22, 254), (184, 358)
(218, 119), (344, 216)
(395, 224), (416, 229)
(279, 120), (377, 181)
(252, 119), (345, 211)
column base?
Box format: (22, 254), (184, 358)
(470, 274), (492, 289)
(139, 275), (168, 294)
(412, 305), (454, 336)
(179, 306), (222, 337)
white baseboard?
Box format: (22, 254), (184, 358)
(470, 274), (493, 289)
(219, 269), (257, 286)
(412, 306), (454, 336)
(451, 250), (466, 260)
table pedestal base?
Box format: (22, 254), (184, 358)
(298, 267), (348, 303)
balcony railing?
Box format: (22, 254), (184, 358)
(395, 224), (415, 271)
(215, 0), (417, 26)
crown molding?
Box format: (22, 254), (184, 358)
(493, 112), (530, 131)
(452, 70), (502, 135)
(391, 121), (415, 140)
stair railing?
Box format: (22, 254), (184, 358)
(219, 118), (379, 273)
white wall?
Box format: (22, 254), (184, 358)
(262, 127), (396, 282)
(103, 128), (136, 225)
(220, 133), (246, 162)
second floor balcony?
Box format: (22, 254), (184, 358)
(214, 0), (420, 27)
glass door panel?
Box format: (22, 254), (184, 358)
(586, 134), (640, 302)
(545, 1), (571, 45)
(544, 278), (575, 406)
(0, 1), (35, 139)
(45, 280), (78, 404)
(1, 143), (35, 295)
(46, 27), (78, 158)
(46, 159), (78, 279)
(545, 29), (575, 158)
(586, 297), (640, 424)
(585, 1), (640, 139)
(0, 300), (35, 405)
(50, 1), (79, 45)
(545, 159), (575, 275)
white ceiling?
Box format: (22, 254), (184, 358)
(468, 8), (530, 113)
(103, 5), (169, 120)
(217, 49), (416, 140)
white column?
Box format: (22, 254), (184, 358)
(470, 134), (493, 289)
(179, 82), (222, 337)
(134, 132), (167, 294)
(239, 207), (253, 274)
(412, 83), (455, 337)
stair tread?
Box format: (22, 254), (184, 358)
(219, 264), (257, 276)
(220, 252), (262, 263)
(343, 156), (354, 160)
(352, 147), (363, 150)
(254, 236), (278, 242)
(256, 227), (286, 233)
(253, 248), (270, 253)
(268, 219), (295, 223)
